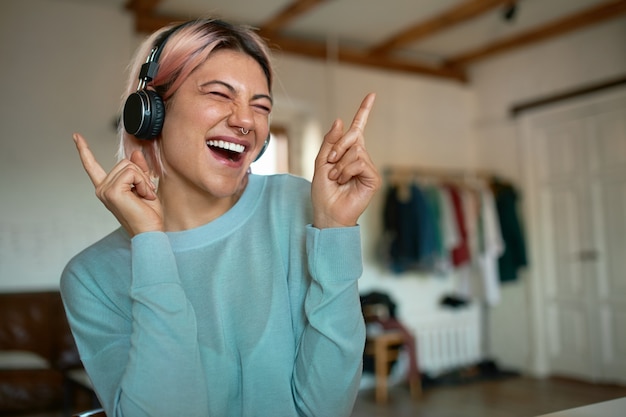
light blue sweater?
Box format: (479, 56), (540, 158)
(61, 174), (366, 417)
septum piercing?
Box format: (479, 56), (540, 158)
(240, 127), (250, 135)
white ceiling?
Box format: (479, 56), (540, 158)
(78, 0), (626, 81)
(157, 0), (614, 56)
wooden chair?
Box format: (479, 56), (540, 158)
(362, 304), (422, 403)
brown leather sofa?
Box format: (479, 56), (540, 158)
(0, 291), (82, 415)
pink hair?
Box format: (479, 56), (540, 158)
(117, 19), (273, 177)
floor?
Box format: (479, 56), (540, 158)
(13, 376), (626, 417)
(351, 376), (626, 417)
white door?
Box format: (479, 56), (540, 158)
(523, 88), (626, 384)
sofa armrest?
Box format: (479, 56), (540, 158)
(0, 350), (50, 370)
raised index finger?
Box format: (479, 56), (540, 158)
(73, 133), (107, 186)
(350, 92), (376, 133)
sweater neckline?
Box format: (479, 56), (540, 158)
(164, 174), (266, 251)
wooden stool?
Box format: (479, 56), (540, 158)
(365, 331), (421, 403)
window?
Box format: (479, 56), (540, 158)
(250, 126), (289, 175)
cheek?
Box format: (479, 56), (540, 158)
(164, 104), (207, 133)
(159, 107), (207, 159)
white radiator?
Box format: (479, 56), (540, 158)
(412, 305), (482, 375)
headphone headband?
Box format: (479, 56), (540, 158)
(136, 23), (187, 90)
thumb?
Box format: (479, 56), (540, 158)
(129, 150), (157, 199)
(316, 119), (344, 168)
(324, 119), (344, 145)
(130, 150), (151, 176)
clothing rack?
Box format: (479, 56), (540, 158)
(383, 165), (507, 363)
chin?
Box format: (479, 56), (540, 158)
(208, 171), (249, 198)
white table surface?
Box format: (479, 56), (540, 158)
(536, 397), (626, 417)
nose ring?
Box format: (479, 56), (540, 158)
(240, 127), (250, 135)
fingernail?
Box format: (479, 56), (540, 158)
(329, 168), (338, 180)
(328, 150), (337, 162)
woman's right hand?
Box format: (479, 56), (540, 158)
(73, 133), (164, 236)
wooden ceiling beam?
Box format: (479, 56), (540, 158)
(261, 33), (467, 82)
(130, 11), (467, 82)
(447, 0), (626, 66)
(370, 0), (513, 55)
(260, 0), (329, 33)
(131, 11), (181, 33)
(125, 0), (161, 13)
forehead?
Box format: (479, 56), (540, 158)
(190, 49), (270, 93)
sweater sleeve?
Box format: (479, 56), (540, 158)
(292, 225), (366, 417)
(61, 232), (209, 417)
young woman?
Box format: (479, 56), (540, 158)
(61, 18), (380, 417)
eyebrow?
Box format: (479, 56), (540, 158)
(200, 80), (273, 105)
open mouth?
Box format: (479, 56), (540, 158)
(206, 139), (245, 163)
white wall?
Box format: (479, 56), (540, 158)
(1, 0), (133, 290)
(469, 16), (626, 374)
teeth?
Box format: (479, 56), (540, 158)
(207, 140), (245, 153)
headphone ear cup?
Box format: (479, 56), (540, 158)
(123, 89), (165, 140)
(254, 135), (271, 162)
(145, 90), (165, 139)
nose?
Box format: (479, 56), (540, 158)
(227, 102), (255, 134)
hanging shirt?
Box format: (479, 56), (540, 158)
(422, 186), (447, 272)
(492, 179), (528, 282)
(382, 184), (420, 273)
(447, 185), (471, 267)
(439, 184), (460, 272)
(478, 187), (505, 305)
(413, 184), (439, 268)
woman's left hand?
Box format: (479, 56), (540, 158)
(312, 93), (381, 229)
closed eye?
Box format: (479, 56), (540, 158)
(251, 94), (273, 114)
(199, 80), (235, 99)
(253, 103), (272, 114)
(208, 91), (231, 100)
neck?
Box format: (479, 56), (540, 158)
(157, 175), (248, 232)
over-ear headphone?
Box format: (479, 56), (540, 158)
(123, 21), (270, 161)
(123, 24), (184, 140)
(255, 134), (270, 163)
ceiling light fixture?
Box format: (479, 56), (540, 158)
(503, 2), (518, 22)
